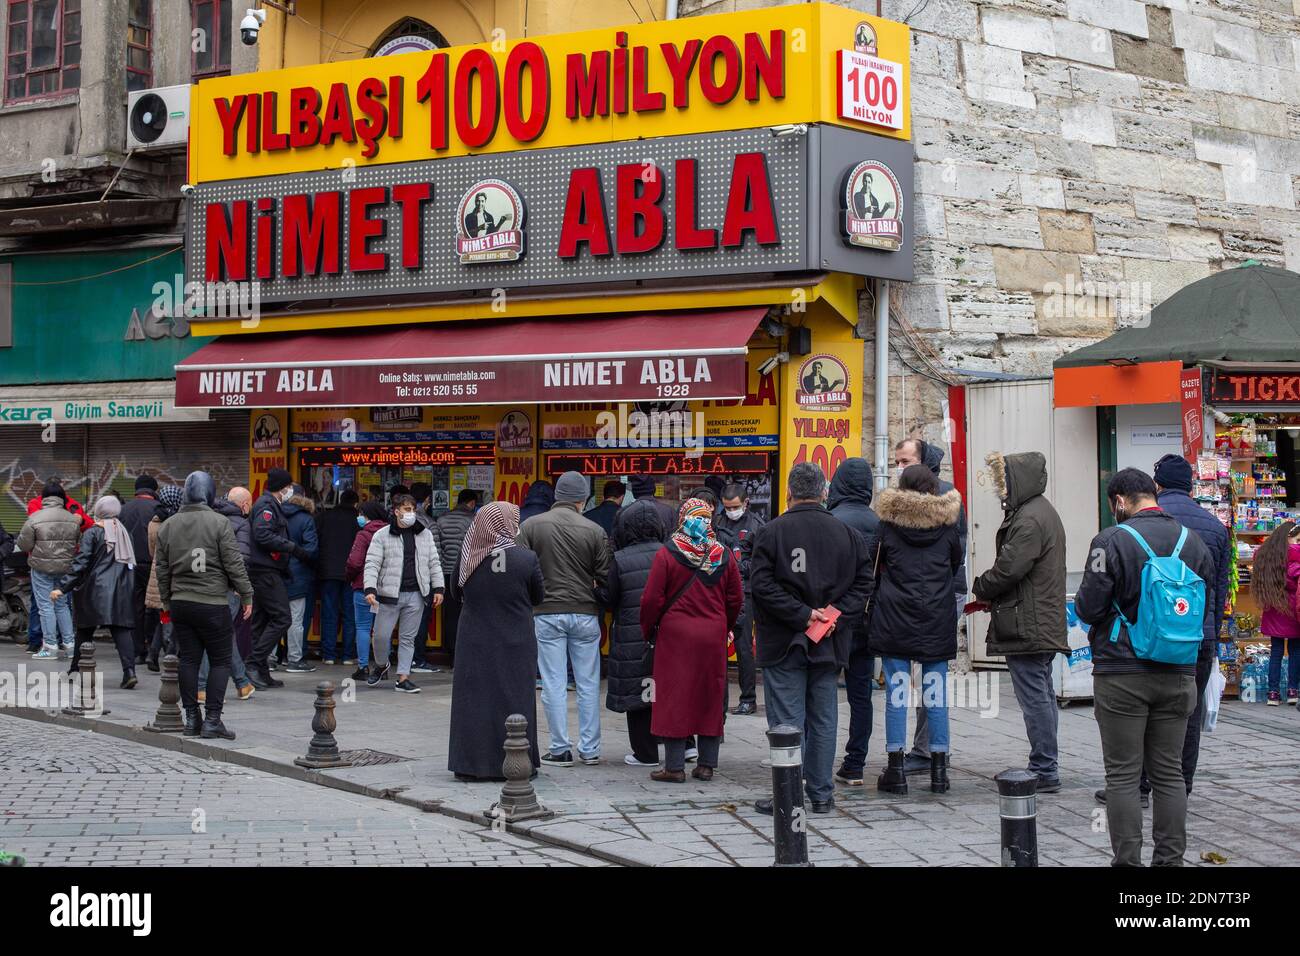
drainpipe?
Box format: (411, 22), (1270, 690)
(873, 278), (890, 492)
(666, 0), (678, 20)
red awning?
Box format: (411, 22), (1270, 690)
(175, 308), (766, 408)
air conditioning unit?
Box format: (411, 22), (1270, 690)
(127, 84), (191, 150)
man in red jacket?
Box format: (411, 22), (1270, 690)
(27, 488), (94, 532)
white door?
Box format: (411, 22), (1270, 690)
(964, 380), (1099, 666)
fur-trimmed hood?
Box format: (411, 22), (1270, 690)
(874, 488), (963, 530)
(986, 451), (1047, 511)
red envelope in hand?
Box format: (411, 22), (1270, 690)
(963, 601), (990, 615)
(805, 606), (841, 644)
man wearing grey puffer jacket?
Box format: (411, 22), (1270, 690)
(363, 494), (444, 693)
(16, 482), (82, 659)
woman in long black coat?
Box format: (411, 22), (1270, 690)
(447, 501), (545, 781)
(596, 499), (665, 767)
(53, 495), (138, 688)
(868, 464), (963, 796)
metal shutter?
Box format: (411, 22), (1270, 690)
(83, 410), (249, 500)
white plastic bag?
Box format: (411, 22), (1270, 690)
(1203, 665), (1226, 732)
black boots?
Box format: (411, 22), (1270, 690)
(200, 710), (236, 740)
(877, 750), (908, 794)
(930, 752), (950, 794)
(183, 707), (202, 737)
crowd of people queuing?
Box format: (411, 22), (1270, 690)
(0, 435), (1268, 867)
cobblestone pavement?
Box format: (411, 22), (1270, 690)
(0, 713), (608, 867)
(3, 643), (1298, 866)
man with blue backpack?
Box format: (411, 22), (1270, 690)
(1075, 468), (1216, 867)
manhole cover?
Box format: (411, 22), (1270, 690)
(336, 749), (412, 767)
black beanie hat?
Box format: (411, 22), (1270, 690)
(1153, 454), (1193, 492)
(266, 468), (293, 493)
(135, 474), (159, 492)
(41, 480), (67, 502)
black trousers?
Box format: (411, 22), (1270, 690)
(441, 591), (463, 666)
(733, 592), (756, 704)
(1140, 644), (1216, 795)
(248, 565), (291, 672)
(172, 599), (233, 716)
(72, 625), (134, 677)
(131, 565), (154, 660)
(626, 707), (657, 764)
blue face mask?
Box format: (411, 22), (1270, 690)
(357, 515), (367, 528)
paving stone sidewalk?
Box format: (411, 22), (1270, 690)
(2, 644), (1297, 866)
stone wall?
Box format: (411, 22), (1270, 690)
(687, 0), (1300, 465)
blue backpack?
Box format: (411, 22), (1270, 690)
(1108, 524), (1205, 666)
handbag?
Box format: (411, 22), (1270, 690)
(647, 572), (702, 649)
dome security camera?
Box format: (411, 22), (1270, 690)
(240, 8), (266, 46)
(180, 183), (195, 197)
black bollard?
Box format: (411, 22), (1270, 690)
(144, 654), (185, 734)
(485, 714), (553, 824)
(294, 682), (353, 769)
(995, 769), (1038, 867)
(767, 724), (811, 868)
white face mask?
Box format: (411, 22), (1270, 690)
(397, 511), (417, 528)
(280, 488), (294, 504)
(724, 507), (745, 520)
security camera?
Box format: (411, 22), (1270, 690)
(180, 183), (195, 197)
(240, 8), (266, 46)
(757, 352), (789, 378)
(770, 123), (807, 138)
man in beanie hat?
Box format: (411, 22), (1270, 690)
(244, 467), (310, 688)
(15, 480), (82, 659)
(120, 474), (161, 664)
(1092, 453), (1229, 807)
(518, 470), (610, 767)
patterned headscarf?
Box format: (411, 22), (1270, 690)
(670, 497), (725, 576)
(156, 485), (184, 519)
(458, 501), (521, 587)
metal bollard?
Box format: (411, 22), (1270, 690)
(995, 769), (1038, 867)
(767, 724), (811, 868)
(62, 639), (109, 717)
(144, 654), (185, 734)
(294, 682), (353, 769)
(486, 714), (553, 824)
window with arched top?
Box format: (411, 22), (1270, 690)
(369, 17), (449, 57)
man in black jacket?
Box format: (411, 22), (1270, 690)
(119, 475), (160, 665)
(245, 468), (310, 689)
(1075, 468), (1215, 867)
(435, 488), (479, 668)
(583, 480), (626, 536)
(611, 475), (677, 542)
(750, 462), (873, 814)
(895, 437), (969, 773)
(315, 488), (360, 665)
(716, 483), (766, 716)
(824, 458), (880, 785)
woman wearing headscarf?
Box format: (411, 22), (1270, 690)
(53, 496), (138, 688)
(447, 501), (545, 781)
(596, 498), (666, 767)
(144, 484), (184, 668)
(640, 498), (743, 782)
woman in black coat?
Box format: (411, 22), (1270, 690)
(596, 499), (666, 767)
(447, 501), (545, 781)
(52, 495), (138, 688)
(868, 464), (963, 795)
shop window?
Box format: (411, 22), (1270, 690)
(126, 0), (151, 92)
(5, 0), (81, 103)
(191, 0), (231, 81)
(368, 17), (449, 56)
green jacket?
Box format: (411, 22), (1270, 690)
(971, 452), (1069, 656)
(155, 503), (254, 609)
(517, 502), (610, 616)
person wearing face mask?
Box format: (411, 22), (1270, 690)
(714, 483), (765, 716)
(1074, 467), (1215, 867)
(316, 488), (361, 666)
(345, 499), (389, 682)
(362, 494), (445, 693)
(244, 468), (310, 690)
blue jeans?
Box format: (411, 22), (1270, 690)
(883, 657), (949, 753)
(351, 590), (373, 668)
(535, 613), (601, 757)
(1268, 637), (1300, 695)
(27, 595), (42, 650)
(30, 569), (74, 650)
(317, 580), (356, 660)
(762, 653), (839, 803)
(840, 639), (874, 774)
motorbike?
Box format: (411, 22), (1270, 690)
(0, 551), (32, 644)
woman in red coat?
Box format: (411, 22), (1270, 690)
(640, 498), (743, 783)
